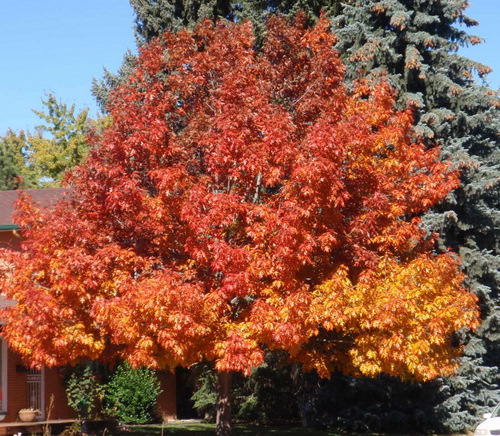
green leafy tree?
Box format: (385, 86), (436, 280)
(26, 94), (90, 187)
(0, 129), (37, 190)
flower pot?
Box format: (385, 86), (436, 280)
(18, 409), (38, 422)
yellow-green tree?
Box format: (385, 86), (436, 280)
(27, 94), (90, 187)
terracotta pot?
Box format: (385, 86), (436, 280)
(18, 409), (38, 422)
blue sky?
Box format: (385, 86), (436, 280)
(0, 0), (498, 135)
(0, 1), (136, 134)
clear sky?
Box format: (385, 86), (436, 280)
(0, 0), (498, 135)
(0, 1), (136, 134)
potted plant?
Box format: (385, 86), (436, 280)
(18, 408), (39, 422)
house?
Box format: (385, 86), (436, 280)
(0, 188), (177, 428)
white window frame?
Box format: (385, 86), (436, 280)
(0, 339), (7, 419)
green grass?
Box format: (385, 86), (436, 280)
(117, 423), (340, 435)
(85, 422), (469, 436)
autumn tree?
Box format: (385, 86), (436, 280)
(0, 17), (479, 436)
(92, 0), (343, 110)
(90, 1), (500, 430)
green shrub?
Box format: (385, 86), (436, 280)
(66, 365), (103, 419)
(104, 362), (162, 424)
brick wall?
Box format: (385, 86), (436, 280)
(3, 352), (177, 423)
(2, 349), (77, 423)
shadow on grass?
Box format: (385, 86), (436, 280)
(119, 423), (335, 435)
(110, 424), (468, 436)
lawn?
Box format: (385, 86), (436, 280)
(116, 423), (344, 435)
(111, 423), (456, 436)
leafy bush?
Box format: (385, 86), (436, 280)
(66, 365), (103, 419)
(104, 362), (162, 424)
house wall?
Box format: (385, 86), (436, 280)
(0, 232), (20, 251)
(43, 366), (76, 420)
(6, 348), (30, 421)
(3, 348), (76, 422)
(157, 371), (177, 421)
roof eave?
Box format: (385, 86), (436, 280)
(0, 225), (20, 231)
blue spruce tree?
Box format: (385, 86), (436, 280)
(332, 0), (500, 432)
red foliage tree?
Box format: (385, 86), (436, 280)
(0, 15), (478, 435)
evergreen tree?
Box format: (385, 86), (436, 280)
(0, 137), (22, 190)
(0, 130), (33, 190)
(91, 50), (138, 115)
(329, 1), (500, 432)
(129, 0), (342, 43)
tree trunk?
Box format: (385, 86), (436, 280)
(216, 370), (233, 436)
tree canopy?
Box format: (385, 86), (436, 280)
(92, 0), (343, 110)
(26, 94), (90, 188)
(0, 15), (479, 435)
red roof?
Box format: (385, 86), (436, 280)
(0, 188), (68, 228)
